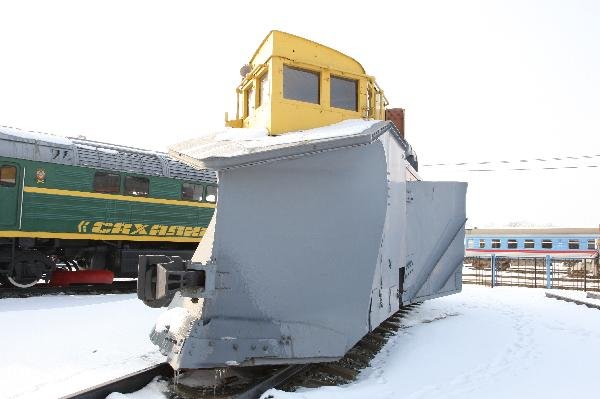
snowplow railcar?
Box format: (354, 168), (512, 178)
(138, 31), (467, 371)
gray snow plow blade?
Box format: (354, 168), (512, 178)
(140, 121), (467, 370)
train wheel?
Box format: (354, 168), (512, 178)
(1, 260), (42, 288)
(1, 274), (39, 288)
(1, 251), (53, 289)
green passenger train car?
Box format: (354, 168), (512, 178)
(0, 126), (217, 288)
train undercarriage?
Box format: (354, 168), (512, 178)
(0, 237), (195, 288)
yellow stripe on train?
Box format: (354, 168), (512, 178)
(23, 186), (216, 208)
(0, 230), (202, 243)
(79, 220), (205, 238)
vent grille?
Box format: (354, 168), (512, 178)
(166, 158), (217, 183)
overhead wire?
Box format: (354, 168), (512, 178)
(421, 153), (600, 172)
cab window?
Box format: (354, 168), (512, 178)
(0, 165), (17, 187)
(181, 183), (203, 201)
(259, 71), (269, 107)
(124, 176), (149, 197)
(283, 65), (320, 104)
(93, 171), (120, 194)
(330, 75), (357, 111)
(206, 185), (217, 203)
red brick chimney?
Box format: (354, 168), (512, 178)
(385, 108), (405, 139)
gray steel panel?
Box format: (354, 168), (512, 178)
(404, 181), (467, 304)
(169, 141), (388, 368)
(147, 121), (466, 370)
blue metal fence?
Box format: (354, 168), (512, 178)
(464, 256), (600, 291)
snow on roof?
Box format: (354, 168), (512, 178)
(169, 119), (381, 161)
(0, 125), (73, 146)
(75, 143), (120, 154)
(70, 138), (166, 156)
(0, 125), (166, 156)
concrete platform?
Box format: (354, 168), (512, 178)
(586, 291), (600, 300)
(545, 290), (600, 310)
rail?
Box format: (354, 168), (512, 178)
(0, 280), (137, 299)
(61, 304), (420, 398)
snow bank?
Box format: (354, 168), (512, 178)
(153, 306), (190, 333)
(0, 294), (165, 399)
(5, 286), (599, 399)
(106, 377), (169, 399)
(169, 119), (380, 160)
(546, 288), (600, 308)
(262, 285), (600, 399)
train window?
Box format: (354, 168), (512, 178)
(330, 75), (358, 111)
(524, 240), (535, 249)
(0, 165), (17, 187)
(479, 239), (485, 248)
(206, 185), (217, 203)
(589, 240), (596, 250)
(259, 72), (269, 107)
(541, 239), (553, 249)
(93, 171), (120, 194)
(568, 240), (580, 249)
(181, 183), (203, 201)
(466, 239), (474, 248)
(491, 239), (501, 249)
(283, 65), (320, 104)
(507, 239), (517, 249)
(124, 176), (149, 197)
(246, 84), (255, 117)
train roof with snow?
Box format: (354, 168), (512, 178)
(0, 125), (216, 183)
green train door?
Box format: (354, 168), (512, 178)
(0, 162), (21, 230)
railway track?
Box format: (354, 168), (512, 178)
(0, 280), (137, 299)
(62, 304), (420, 399)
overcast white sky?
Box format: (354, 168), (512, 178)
(1, 0), (598, 228)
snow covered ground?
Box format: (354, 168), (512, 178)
(546, 288), (600, 308)
(264, 285), (600, 399)
(2, 285), (599, 399)
(0, 294), (164, 399)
